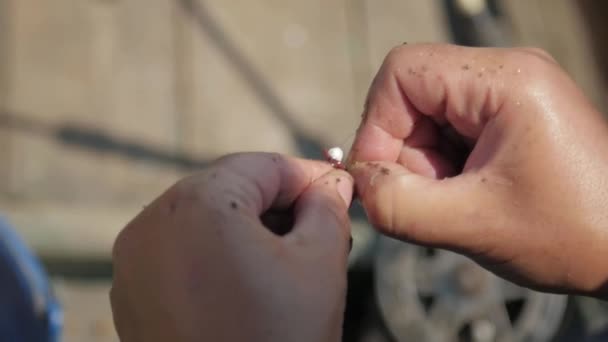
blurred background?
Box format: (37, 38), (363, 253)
(1, 0), (608, 341)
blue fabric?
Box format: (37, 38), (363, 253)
(0, 218), (62, 342)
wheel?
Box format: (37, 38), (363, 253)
(374, 237), (568, 342)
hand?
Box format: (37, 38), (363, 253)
(110, 153), (353, 342)
(348, 43), (608, 297)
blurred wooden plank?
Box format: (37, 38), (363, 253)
(9, 1), (94, 123)
(356, 0), (448, 150)
(53, 280), (118, 342)
(502, 0), (605, 110)
(578, 0), (608, 110)
(98, 0), (179, 148)
(364, 0), (449, 67)
(2, 0), (452, 260)
(0, 0), (13, 194)
(6, 0), (181, 203)
(86, 0), (183, 207)
(177, 0), (357, 158)
(7, 1), (106, 201)
(0, 136), (178, 261)
(8, 0), (178, 141)
(3, 0), (182, 256)
(1, 198), (138, 260)
(177, 0), (448, 156)
(344, 0), (374, 111)
(0, 0), (8, 104)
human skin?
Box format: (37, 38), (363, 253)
(348, 43), (608, 297)
(111, 43), (608, 341)
(110, 153), (354, 342)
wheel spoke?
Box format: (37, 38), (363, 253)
(376, 240), (568, 342)
(428, 295), (466, 338)
(415, 266), (442, 294)
(471, 319), (497, 342)
(415, 249), (459, 294)
(499, 279), (528, 301)
(487, 304), (515, 341)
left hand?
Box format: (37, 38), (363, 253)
(110, 153), (353, 342)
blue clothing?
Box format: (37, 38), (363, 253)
(0, 218), (62, 342)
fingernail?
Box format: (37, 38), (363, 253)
(335, 175), (354, 207)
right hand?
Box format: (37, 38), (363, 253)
(347, 43), (608, 298)
(111, 153), (353, 341)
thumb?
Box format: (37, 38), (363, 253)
(285, 170), (353, 256)
(350, 161), (490, 250)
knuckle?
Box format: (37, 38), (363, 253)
(171, 171), (226, 214)
(385, 42), (445, 62)
(170, 174), (207, 207)
(383, 43), (454, 77)
(385, 44), (415, 68)
(211, 151), (247, 164)
(172, 166), (258, 221)
(516, 47), (557, 64)
(506, 48), (562, 95)
(383, 44), (411, 73)
(510, 48), (558, 76)
(111, 227), (130, 266)
(111, 216), (145, 279)
(386, 44), (407, 62)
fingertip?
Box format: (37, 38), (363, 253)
(348, 161), (406, 198)
(297, 169), (353, 215)
(211, 152), (337, 213)
(288, 170), (354, 247)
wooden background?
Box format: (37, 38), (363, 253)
(0, 0), (449, 261)
(0, 1), (605, 341)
